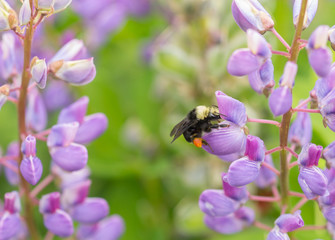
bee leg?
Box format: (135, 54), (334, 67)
(219, 123), (230, 128)
(202, 139), (214, 153)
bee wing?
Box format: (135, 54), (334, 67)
(170, 118), (196, 143)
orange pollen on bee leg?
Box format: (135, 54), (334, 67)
(193, 138), (203, 148)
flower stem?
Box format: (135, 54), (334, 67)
(249, 195), (280, 202)
(292, 108), (320, 113)
(247, 118), (281, 127)
(265, 146), (282, 155)
(271, 50), (290, 57)
(271, 28), (291, 51)
(262, 162), (280, 176)
(291, 197), (308, 213)
(279, 0), (308, 209)
(17, 2), (40, 238)
(253, 221), (272, 232)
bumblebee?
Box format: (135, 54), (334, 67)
(170, 105), (229, 148)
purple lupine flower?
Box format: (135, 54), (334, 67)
(4, 142), (19, 185)
(269, 61), (297, 116)
(298, 143), (327, 199)
(231, 0), (274, 33)
(71, 197), (109, 224)
(293, 0), (318, 29)
(267, 211), (304, 240)
(61, 179), (91, 209)
(204, 206), (255, 234)
(324, 141), (335, 168)
(49, 39), (88, 63)
(307, 25), (332, 77)
(20, 135), (43, 185)
(25, 88), (47, 132)
(288, 103), (312, 146)
(254, 155), (277, 188)
(77, 214), (125, 240)
(52, 164), (91, 189)
(0, 191), (24, 240)
(39, 192), (74, 237)
(201, 91), (247, 161)
(222, 173), (248, 202)
(227, 135), (265, 187)
(30, 57), (47, 89)
(227, 29), (274, 96)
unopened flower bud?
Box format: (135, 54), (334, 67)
(21, 135), (36, 157)
(31, 57), (47, 89)
(0, 0), (17, 30)
(49, 58), (96, 86)
(232, 0), (274, 34)
(49, 39), (87, 62)
(293, 0), (318, 29)
(19, 0), (31, 25)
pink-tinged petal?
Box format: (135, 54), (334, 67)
(50, 143), (88, 171)
(39, 192), (61, 214)
(51, 58), (96, 86)
(25, 88), (47, 132)
(61, 180), (91, 208)
(202, 123), (247, 157)
(308, 48), (332, 77)
(247, 29), (271, 58)
(72, 198), (109, 224)
(21, 135), (36, 157)
(49, 39), (87, 63)
(275, 210), (304, 233)
(20, 156), (43, 185)
(280, 61), (297, 88)
(248, 59), (274, 95)
(51, 165), (90, 189)
(288, 106), (312, 147)
(227, 157), (260, 187)
(234, 206), (255, 226)
(43, 210), (74, 237)
(74, 113), (108, 145)
(47, 122), (79, 147)
(227, 49), (261, 76)
(293, 0), (318, 29)
(245, 135), (265, 162)
(4, 191), (20, 214)
(269, 86), (292, 117)
(267, 229), (290, 240)
(255, 155), (277, 188)
(204, 214), (243, 234)
(0, 212), (22, 240)
(298, 143), (323, 167)
(308, 25), (329, 49)
(199, 190), (239, 217)
(222, 173), (248, 202)
(215, 91), (247, 126)
(85, 215), (125, 240)
(298, 166), (327, 199)
(232, 0), (274, 33)
(58, 96), (89, 124)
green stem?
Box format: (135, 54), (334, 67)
(17, 1), (40, 239)
(279, 0), (308, 208)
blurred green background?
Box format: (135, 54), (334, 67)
(2, 0), (335, 239)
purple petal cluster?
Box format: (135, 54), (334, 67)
(298, 143), (327, 199)
(267, 211), (304, 240)
(227, 135), (265, 187)
(202, 91), (247, 161)
(227, 29), (274, 96)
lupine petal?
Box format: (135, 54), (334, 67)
(19, 0), (31, 25)
(247, 29), (271, 58)
(199, 190), (239, 217)
(324, 207), (335, 224)
(269, 86), (292, 117)
(31, 58), (47, 89)
(47, 122), (79, 147)
(298, 143), (323, 167)
(0, 212), (21, 240)
(43, 81), (74, 112)
(227, 49), (261, 76)
(314, 67), (335, 101)
(202, 123), (247, 157)
(39, 192), (61, 214)
(50, 143), (88, 171)
(308, 25), (330, 49)
(49, 39), (87, 63)
(51, 165), (90, 189)
(84, 215), (125, 240)
(227, 157), (260, 187)
(58, 96), (88, 124)
(4, 191), (20, 213)
(222, 173), (248, 202)
(298, 166), (327, 198)
(72, 198), (109, 224)
(25, 88), (47, 132)
(324, 141), (335, 167)
(44, 210), (74, 237)
(248, 59), (274, 94)
(234, 206), (255, 225)
(74, 113), (108, 145)
(255, 155), (277, 188)
(215, 91), (247, 126)
(245, 135), (265, 162)
(218, 152), (245, 162)
(232, 0), (274, 33)
(280, 61), (297, 88)
(288, 106), (312, 147)
(204, 214), (243, 234)
(293, 0), (318, 29)
(308, 48), (332, 77)
(275, 210), (304, 233)
(21, 135), (36, 157)
(20, 156), (43, 185)
(61, 180), (91, 208)
(267, 228), (290, 240)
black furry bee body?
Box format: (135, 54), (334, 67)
(170, 105), (228, 147)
